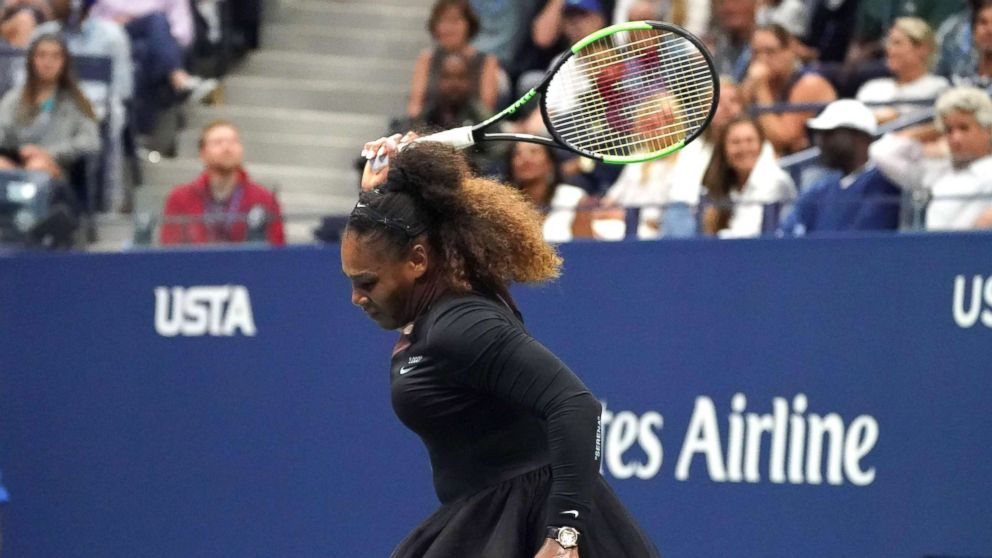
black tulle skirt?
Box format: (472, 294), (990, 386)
(390, 467), (662, 558)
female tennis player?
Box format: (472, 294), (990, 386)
(341, 137), (661, 558)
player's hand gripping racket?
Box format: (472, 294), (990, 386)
(372, 20), (718, 170)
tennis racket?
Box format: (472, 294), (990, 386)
(380, 20), (719, 167)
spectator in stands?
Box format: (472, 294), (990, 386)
(37, 0), (133, 211)
(741, 24), (837, 155)
(510, 1), (567, 98)
(946, 0), (992, 88)
(39, 0), (132, 119)
(506, 141), (588, 242)
(779, 99), (901, 235)
(871, 86), (992, 230)
(666, 76), (745, 236)
(935, 0), (978, 78)
(468, 0), (529, 73)
(802, 0), (858, 64)
(707, 0), (757, 82)
(91, 0), (192, 47)
(410, 51), (502, 173)
(521, 0), (614, 99)
(856, 17), (949, 123)
(830, 0), (962, 97)
(514, 0), (624, 196)
(407, 0), (500, 120)
(161, 121), (284, 245)
(413, 51), (489, 131)
(593, 149), (678, 240)
(89, 0), (215, 140)
(756, 0), (807, 39)
(0, 0), (50, 48)
(854, 0), (964, 56)
(613, 0), (710, 38)
(701, 116), (795, 237)
(0, 33), (99, 180)
(516, 0), (607, 136)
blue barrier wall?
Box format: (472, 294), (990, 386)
(1, 235), (990, 557)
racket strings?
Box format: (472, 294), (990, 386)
(565, 34), (700, 75)
(551, 69), (714, 136)
(544, 29), (715, 159)
(551, 50), (712, 152)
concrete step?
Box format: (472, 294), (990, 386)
(135, 158), (360, 212)
(221, 75), (406, 119)
(236, 50), (412, 87)
(89, 214), (330, 250)
(269, 0), (431, 28)
(184, 104), (388, 139)
(266, 0), (433, 25)
(262, 23), (427, 58)
(175, 128), (369, 170)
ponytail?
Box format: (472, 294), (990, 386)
(346, 142), (562, 306)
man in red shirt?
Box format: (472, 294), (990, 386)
(160, 121), (285, 245)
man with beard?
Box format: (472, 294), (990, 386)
(778, 99), (901, 236)
(160, 121), (284, 245)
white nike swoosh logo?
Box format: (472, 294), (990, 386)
(399, 365), (416, 375)
(560, 510), (579, 518)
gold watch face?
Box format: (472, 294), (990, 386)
(557, 526), (579, 548)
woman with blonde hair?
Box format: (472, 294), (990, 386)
(856, 17), (949, 122)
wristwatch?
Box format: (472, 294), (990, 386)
(546, 526), (580, 549)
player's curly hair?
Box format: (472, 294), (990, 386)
(347, 142), (562, 309)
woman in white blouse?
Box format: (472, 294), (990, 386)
(700, 116), (795, 237)
(856, 17), (949, 123)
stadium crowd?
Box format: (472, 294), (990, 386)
(1, 0), (992, 248)
(0, 0), (260, 247)
(390, 0), (992, 242)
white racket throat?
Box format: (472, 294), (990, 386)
(416, 126), (477, 150)
(371, 126), (477, 171)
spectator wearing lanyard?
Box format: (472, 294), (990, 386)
(160, 120), (285, 245)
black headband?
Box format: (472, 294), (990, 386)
(351, 197), (428, 238)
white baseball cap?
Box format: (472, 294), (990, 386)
(806, 99), (878, 136)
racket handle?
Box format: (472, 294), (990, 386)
(416, 126), (477, 150)
(370, 126), (476, 172)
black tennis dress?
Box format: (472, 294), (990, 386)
(388, 293), (661, 558)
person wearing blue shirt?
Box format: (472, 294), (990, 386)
(779, 99), (902, 236)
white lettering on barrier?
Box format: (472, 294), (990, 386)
(602, 394), (878, 486)
(601, 405), (664, 480)
(953, 275), (992, 328)
(154, 285), (257, 337)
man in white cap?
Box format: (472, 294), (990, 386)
(778, 99), (901, 235)
(870, 85), (992, 229)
